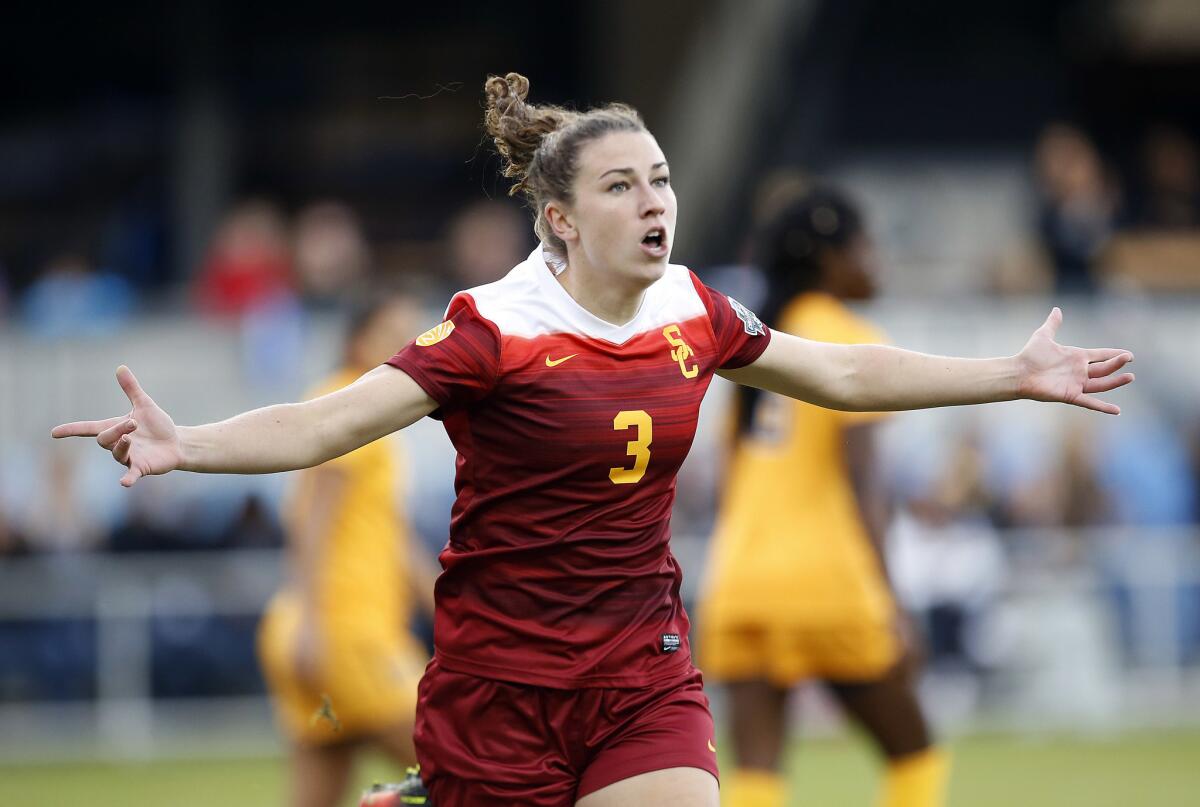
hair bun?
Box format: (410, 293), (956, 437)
(484, 72), (578, 197)
(484, 72), (530, 117)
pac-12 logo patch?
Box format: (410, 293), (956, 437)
(416, 321), (455, 347)
(662, 633), (682, 653)
(727, 297), (765, 336)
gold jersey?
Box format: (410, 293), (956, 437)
(283, 368), (412, 635)
(702, 293), (893, 628)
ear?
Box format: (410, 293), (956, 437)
(544, 200), (578, 244)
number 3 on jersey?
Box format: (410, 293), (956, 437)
(609, 410), (652, 484)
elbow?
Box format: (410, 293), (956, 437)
(827, 347), (880, 412)
(290, 401), (339, 469)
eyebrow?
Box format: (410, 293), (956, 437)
(598, 162), (669, 180)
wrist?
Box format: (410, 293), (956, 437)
(1000, 355), (1023, 402)
(176, 425), (199, 472)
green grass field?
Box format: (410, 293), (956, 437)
(3, 730), (1198, 807)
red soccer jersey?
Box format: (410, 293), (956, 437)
(388, 246), (770, 688)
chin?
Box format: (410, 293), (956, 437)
(635, 257), (669, 282)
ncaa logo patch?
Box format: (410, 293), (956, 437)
(416, 321), (455, 347)
(727, 296), (766, 336)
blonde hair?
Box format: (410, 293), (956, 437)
(484, 72), (646, 256)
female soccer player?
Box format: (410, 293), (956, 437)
(52, 73), (1133, 807)
(699, 187), (945, 807)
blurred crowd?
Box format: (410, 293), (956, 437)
(0, 192), (538, 557)
(0, 194), (531, 337)
(2, 118), (1200, 714)
(997, 120), (1200, 295)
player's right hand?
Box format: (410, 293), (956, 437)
(50, 365), (183, 487)
(293, 615), (324, 691)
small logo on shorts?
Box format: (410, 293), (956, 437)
(661, 633), (681, 653)
(707, 739), (717, 753)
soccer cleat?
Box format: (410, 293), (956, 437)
(359, 766), (431, 806)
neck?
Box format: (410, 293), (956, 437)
(551, 249), (650, 326)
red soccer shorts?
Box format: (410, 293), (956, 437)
(413, 660), (719, 806)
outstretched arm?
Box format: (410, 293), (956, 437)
(51, 364), (437, 486)
(721, 308), (1134, 415)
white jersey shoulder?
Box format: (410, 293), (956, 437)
(450, 246), (708, 343)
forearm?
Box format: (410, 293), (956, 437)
(725, 334), (1021, 412)
(178, 401), (338, 474)
(177, 366), (436, 475)
(841, 344), (1021, 412)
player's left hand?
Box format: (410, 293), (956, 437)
(1015, 308), (1134, 415)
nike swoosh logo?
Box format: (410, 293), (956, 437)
(707, 739), (717, 753)
(545, 354), (579, 367)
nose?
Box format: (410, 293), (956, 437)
(639, 183), (666, 218)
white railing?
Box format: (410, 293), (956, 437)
(0, 550), (282, 761)
(1, 527), (1198, 761)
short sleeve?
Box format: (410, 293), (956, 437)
(690, 273), (772, 369)
(386, 294), (501, 412)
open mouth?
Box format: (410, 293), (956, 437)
(640, 227), (668, 256)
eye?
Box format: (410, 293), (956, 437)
(608, 181), (629, 193)
(652, 175), (670, 188)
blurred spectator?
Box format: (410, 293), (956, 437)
(1033, 122), (1121, 294)
(193, 199), (308, 386)
(1097, 125), (1200, 291)
(293, 200), (371, 309)
(0, 502), (30, 557)
(19, 251), (135, 339)
(107, 481), (193, 553)
(1091, 405), (1198, 667)
(1134, 124), (1200, 230)
(1096, 410), (1195, 527)
(1190, 417), (1200, 524)
(889, 431), (1008, 674)
(100, 192), (169, 293)
(23, 448), (104, 553)
(194, 199), (296, 317)
(444, 199), (530, 292)
(214, 494), (284, 550)
(1005, 418), (1113, 529)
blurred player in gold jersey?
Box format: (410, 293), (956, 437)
(258, 293), (436, 807)
(699, 186), (949, 807)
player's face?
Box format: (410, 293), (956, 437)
(564, 130), (677, 283)
(828, 233), (879, 300)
